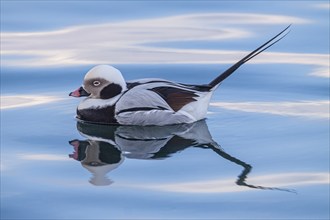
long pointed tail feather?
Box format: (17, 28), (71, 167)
(208, 25), (291, 88)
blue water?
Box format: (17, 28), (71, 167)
(1, 64), (329, 219)
(1, 1), (329, 219)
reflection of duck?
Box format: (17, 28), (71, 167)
(69, 120), (293, 192)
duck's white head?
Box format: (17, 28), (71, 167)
(84, 65), (127, 99)
(70, 65), (127, 99)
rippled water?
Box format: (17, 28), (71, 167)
(1, 63), (329, 219)
(1, 1), (329, 219)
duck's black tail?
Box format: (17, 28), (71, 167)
(208, 25), (291, 88)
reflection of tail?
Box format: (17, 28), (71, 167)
(235, 164), (296, 193)
(203, 143), (295, 193)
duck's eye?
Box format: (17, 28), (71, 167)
(93, 81), (101, 86)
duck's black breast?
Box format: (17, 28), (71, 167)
(77, 105), (119, 124)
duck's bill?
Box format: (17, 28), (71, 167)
(69, 86), (90, 97)
(68, 139), (80, 160)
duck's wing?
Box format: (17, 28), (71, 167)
(116, 81), (210, 125)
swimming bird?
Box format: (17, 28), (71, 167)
(70, 25), (290, 126)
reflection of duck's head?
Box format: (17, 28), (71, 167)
(69, 139), (124, 186)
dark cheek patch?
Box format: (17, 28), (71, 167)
(100, 83), (122, 99)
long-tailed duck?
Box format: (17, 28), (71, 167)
(70, 25), (290, 126)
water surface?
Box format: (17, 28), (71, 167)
(1, 1), (329, 219)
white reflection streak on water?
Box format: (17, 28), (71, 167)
(211, 100), (330, 119)
(0, 95), (62, 110)
(314, 2), (330, 9)
(19, 154), (71, 161)
(2, 11), (329, 78)
(134, 172), (329, 193)
(0, 14), (318, 64)
(2, 95), (329, 120)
